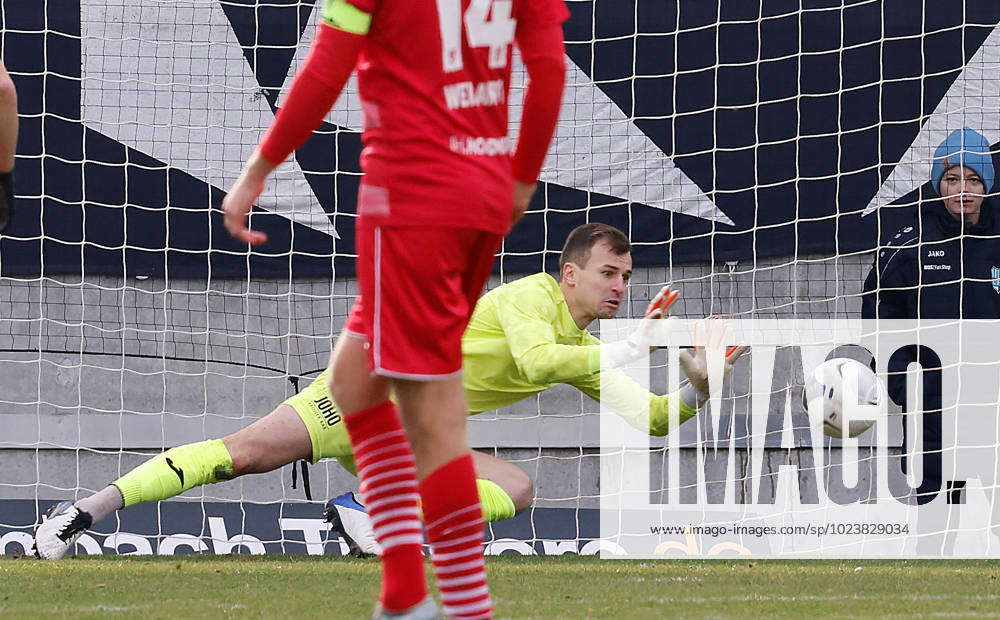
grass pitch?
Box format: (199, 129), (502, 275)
(2, 555), (999, 619)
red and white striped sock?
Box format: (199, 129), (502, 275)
(420, 454), (492, 620)
(344, 401), (426, 612)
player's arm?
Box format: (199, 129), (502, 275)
(498, 283), (681, 385)
(223, 1), (370, 244)
(0, 61), (16, 173)
(0, 61), (17, 233)
(510, 17), (567, 225)
(569, 358), (699, 437)
(571, 321), (749, 436)
(496, 292), (603, 384)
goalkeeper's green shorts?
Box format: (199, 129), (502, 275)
(283, 369), (357, 475)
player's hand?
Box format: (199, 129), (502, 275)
(678, 317), (749, 404)
(223, 172), (268, 245)
(511, 181), (536, 227)
(626, 285), (680, 346)
(643, 286), (680, 320)
(602, 286), (681, 369)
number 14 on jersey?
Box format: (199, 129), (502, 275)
(437, 0), (517, 72)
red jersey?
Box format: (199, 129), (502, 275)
(347, 0), (569, 234)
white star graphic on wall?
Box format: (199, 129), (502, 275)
(864, 24), (1000, 215)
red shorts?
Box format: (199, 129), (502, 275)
(344, 221), (502, 379)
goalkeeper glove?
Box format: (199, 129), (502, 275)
(602, 286), (680, 369)
(678, 318), (749, 409)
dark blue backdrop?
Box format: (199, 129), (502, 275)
(1, 1), (998, 279)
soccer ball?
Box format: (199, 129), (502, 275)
(802, 358), (881, 438)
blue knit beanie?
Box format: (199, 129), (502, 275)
(931, 127), (995, 194)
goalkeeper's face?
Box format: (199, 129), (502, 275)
(575, 240), (633, 320)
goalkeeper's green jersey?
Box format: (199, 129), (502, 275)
(461, 272), (696, 435)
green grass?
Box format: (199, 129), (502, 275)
(2, 556), (999, 619)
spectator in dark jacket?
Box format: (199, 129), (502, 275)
(863, 127), (1000, 504)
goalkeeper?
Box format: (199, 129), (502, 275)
(34, 223), (746, 559)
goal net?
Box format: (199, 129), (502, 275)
(2, 0), (999, 558)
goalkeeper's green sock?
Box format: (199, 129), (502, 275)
(113, 439), (235, 508)
(476, 478), (517, 523)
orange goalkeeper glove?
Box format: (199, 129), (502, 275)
(602, 286), (681, 369)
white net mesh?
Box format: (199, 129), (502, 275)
(2, 0), (999, 557)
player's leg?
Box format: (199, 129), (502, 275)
(325, 450), (533, 559)
(107, 405), (311, 510)
(393, 377), (469, 477)
(472, 451), (534, 517)
(394, 376), (490, 620)
(331, 223), (500, 618)
(224, 404), (314, 474)
(330, 301), (428, 615)
(33, 402), (312, 559)
(328, 328), (392, 415)
(327, 376), (470, 566)
(379, 227), (501, 620)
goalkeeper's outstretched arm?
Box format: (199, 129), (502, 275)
(572, 324), (748, 437)
(495, 282), (681, 386)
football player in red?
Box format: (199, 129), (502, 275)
(223, 1), (568, 617)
